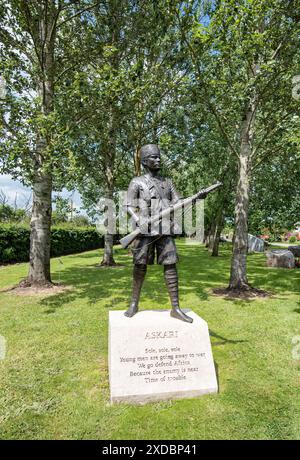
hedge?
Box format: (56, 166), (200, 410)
(0, 224), (104, 264)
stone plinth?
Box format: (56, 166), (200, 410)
(108, 310), (218, 404)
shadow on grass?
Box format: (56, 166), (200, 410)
(210, 330), (247, 346)
(40, 243), (300, 314)
(294, 299), (300, 315)
(40, 245), (224, 312)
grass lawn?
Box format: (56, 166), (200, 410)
(0, 240), (299, 440)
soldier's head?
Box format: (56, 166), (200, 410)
(140, 144), (161, 171)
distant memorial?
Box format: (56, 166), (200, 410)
(266, 249), (295, 269)
(248, 234), (266, 253)
(288, 245), (300, 258)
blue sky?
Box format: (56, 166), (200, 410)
(0, 174), (83, 211)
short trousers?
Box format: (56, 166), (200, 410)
(131, 235), (178, 265)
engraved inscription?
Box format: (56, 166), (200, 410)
(119, 345), (206, 384)
(145, 330), (179, 339)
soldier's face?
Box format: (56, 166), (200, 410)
(145, 152), (161, 170)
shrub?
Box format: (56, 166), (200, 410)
(50, 227), (104, 257)
(289, 235), (297, 243)
(0, 224), (104, 264)
(268, 233), (282, 243)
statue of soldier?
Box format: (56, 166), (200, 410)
(124, 144), (196, 323)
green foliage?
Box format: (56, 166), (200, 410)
(0, 224), (30, 263)
(0, 204), (27, 223)
(267, 233), (282, 243)
(0, 224), (103, 264)
(51, 195), (83, 225)
(289, 236), (297, 243)
(68, 215), (91, 227)
(0, 0), (95, 184)
(249, 151), (300, 234)
(177, 0), (300, 242)
(50, 227), (103, 258)
(60, 0), (189, 216)
(52, 196), (74, 224)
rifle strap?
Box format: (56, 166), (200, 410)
(144, 174), (166, 204)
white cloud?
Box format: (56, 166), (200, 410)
(0, 174), (31, 206)
(0, 174), (83, 211)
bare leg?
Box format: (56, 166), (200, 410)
(164, 264), (193, 323)
(125, 264), (147, 317)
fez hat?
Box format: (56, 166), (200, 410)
(140, 144), (160, 162)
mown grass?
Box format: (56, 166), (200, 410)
(0, 240), (299, 440)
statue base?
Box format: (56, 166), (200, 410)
(108, 310), (218, 404)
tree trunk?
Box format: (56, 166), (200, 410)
(206, 168), (234, 257)
(229, 109), (254, 289)
(204, 222), (214, 249)
(101, 233), (116, 266)
(134, 144), (141, 176)
(205, 192), (225, 255)
(211, 214), (224, 257)
(100, 107), (117, 266)
(25, 2), (57, 286)
(208, 221), (216, 250)
(206, 203), (225, 257)
(28, 166), (52, 285)
(100, 164), (117, 266)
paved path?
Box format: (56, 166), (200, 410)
(269, 243), (300, 248)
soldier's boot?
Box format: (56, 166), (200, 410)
(164, 264), (193, 323)
(125, 264), (147, 317)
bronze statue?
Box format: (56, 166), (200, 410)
(123, 144), (215, 323)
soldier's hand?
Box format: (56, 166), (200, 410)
(198, 191), (207, 199)
(131, 216), (140, 227)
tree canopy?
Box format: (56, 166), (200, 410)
(0, 0), (299, 288)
